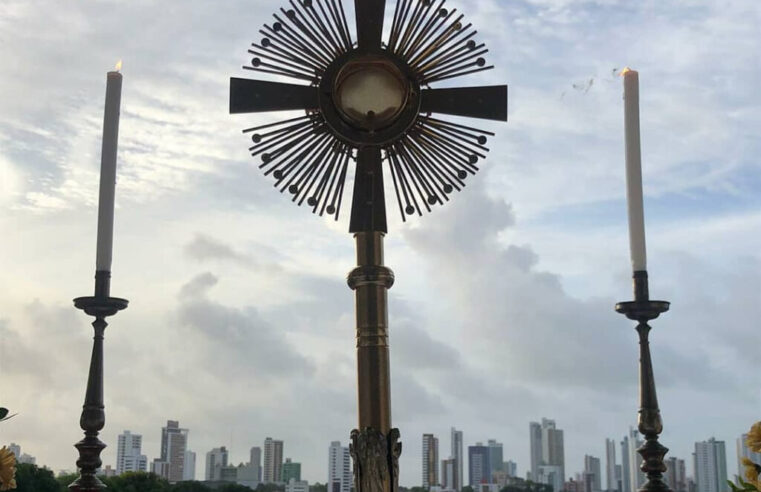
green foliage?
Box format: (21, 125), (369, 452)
(56, 472), (79, 488)
(101, 471), (171, 492)
(256, 482), (286, 492)
(728, 477), (760, 492)
(409, 487), (428, 492)
(219, 484), (257, 492)
(310, 482), (328, 492)
(13, 463), (60, 492)
(462, 486), (475, 492)
(172, 481), (215, 492)
(500, 480), (553, 492)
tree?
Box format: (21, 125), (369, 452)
(13, 463), (60, 492)
(172, 481), (214, 492)
(500, 481), (552, 492)
(256, 483), (285, 492)
(102, 471), (171, 492)
(56, 472), (79, 489)
(462, 486), (475, 492)
(310, 483), (328, 492)
(219, 484), (256, 492)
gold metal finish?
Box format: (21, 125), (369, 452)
(348, 231), (400, 492)
(348, 231), (394, 434)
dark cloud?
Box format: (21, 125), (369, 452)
(184, 234), (251, 264)
(391, 319), (462, 371)
(176, 272), (314, 378)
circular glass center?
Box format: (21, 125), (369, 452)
(334, 60), (408, 131)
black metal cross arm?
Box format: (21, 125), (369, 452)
(355, 0), (386, 50)
(229, 78), (319, 114)
(420, 85), (508, 121)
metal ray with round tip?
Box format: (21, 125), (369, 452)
(229, 2), (507, 492)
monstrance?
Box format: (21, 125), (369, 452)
(229, 1), (507, 491)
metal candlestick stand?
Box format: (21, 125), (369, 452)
(615, 270), (671, 492)
(69, 271), (128, 491)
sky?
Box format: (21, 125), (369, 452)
(1, 0), (760, 487)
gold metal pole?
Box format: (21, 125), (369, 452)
(347, 149), (401, 492)
(351, 231), (393, 433)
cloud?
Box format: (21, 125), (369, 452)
(405, 174), (743, 398)
(1, 0), (760, 485)
(176, 272), (314, 378)
(184, 234), (251, 265)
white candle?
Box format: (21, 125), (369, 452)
(622, 68), (647, 272)
(95, 63), (123, 272)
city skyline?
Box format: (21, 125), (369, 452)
(6, 422), (747, 489)
(1, 0), (759, 488)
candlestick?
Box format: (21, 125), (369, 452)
(95, 64), (123, 273)
(622, 68), (647, 273)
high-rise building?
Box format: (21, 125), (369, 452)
(695, 438), (728, 492)
(452, 428), (464, 492)
(263, 438), (284, 484)
(116, 431), (147, 475)
(239, 461), (261, 489)
(605, 439), (617, 492)
(584, 455), (602, 492)
(152, 460), (169, 478)
(537, 465), (564, 492)
(620, 437), (630, 492)
(7, 444), (20, 460)
(665, 457), (686, 492)
(206, 446), (229, 481)
(184, 450), (196, 481)
(469, 443), (490, 486)
(155, 420), (188, 483)
(530, 418), (565, 489)
(282, 458), (302, 482)
(623, 428), (644, 492)
(442, 458), (458, 491)
(328, 441), (351, 492)
(488, 440), (504, 477)
(423, 434), (440, 489)
(7, 444), (35, 465)
(214, 462), (260, 488)
(251, 446), (263, 481)
(530, 422), (543, 482)
(504, 461), (517, 478)
(737, 434), (761, 482)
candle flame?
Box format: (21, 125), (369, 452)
(619, 66), (632, 76)
(115, 60), (123, 72)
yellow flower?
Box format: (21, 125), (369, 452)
(748, 422), (761, 454)
(743, 457), (761, 491)
(0, 446), (16, 491)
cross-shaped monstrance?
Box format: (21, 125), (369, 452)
(230, 0), (508, 233)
